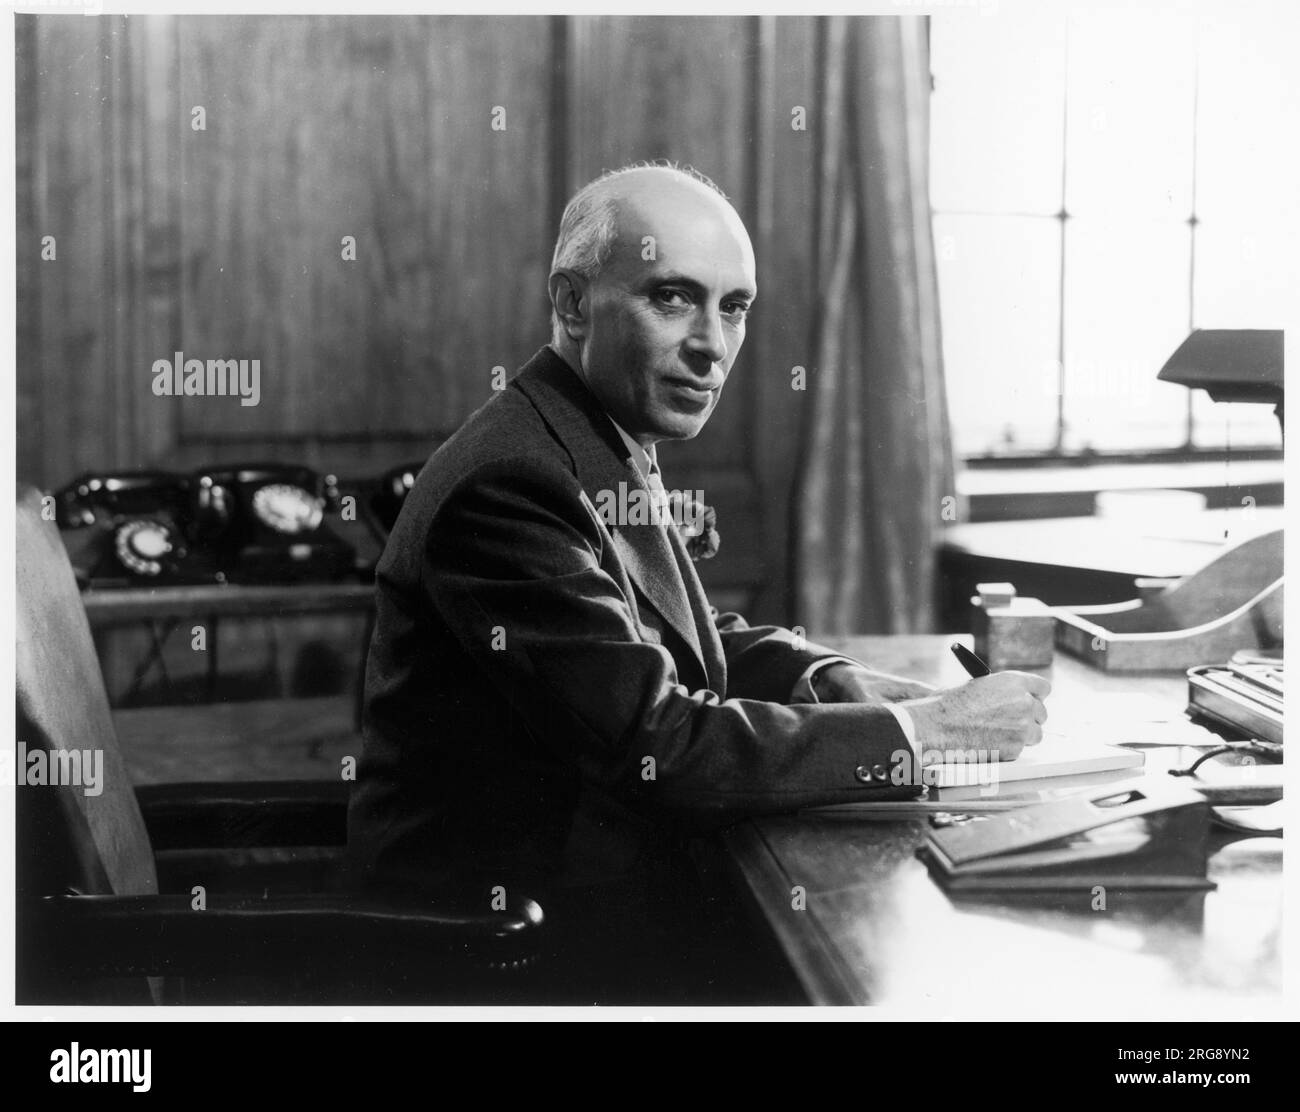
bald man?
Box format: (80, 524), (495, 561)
(346, 164), (1048, 1000)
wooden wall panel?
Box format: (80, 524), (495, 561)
(133, 14), (184, 470)
(565, 16), (757, 209)
(17, 13), (826, 622)
(173, 16), (556, 467)
(15, 16), (42, 485)
(17, 16), (133, 485)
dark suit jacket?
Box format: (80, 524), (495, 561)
(346, 346), (915, 900)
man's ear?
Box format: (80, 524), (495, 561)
(548, 269), (590, 341)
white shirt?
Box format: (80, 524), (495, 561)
(607, 417), (658, 483)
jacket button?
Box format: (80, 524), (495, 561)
(854, 765), (872, 783)
(872, 764), (888, 781)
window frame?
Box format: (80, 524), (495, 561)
(926, 15), (1286, 467)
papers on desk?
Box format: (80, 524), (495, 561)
(1057, 694), (1224, 747)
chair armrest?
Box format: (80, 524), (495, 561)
(136, 780), (350, 850)
(31, 891), (544, 980)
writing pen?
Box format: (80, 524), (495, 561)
(950, 642), (991, 678)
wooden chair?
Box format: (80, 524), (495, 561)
(15, 484), (543, 1004)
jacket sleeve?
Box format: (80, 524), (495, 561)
(712, 613), (928, 704)
(421, 456), (918, 817)
(712, 612), (861, 703)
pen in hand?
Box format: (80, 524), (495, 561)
(950, 642), (991, 678)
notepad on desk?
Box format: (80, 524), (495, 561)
(923, 731), (1145, 800)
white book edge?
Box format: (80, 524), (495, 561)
(924, 737), (1145, 789)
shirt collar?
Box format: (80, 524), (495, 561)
(606, 416), (659, 482)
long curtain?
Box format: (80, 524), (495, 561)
(791, 16), (955, 636)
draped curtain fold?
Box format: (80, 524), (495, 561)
(791, 15), (955, 635)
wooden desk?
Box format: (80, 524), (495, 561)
(938, 508), (1284, 626)
(81, 581), (376, 627)
(80, 581), (375, 708)
(88, 587), (371, 793)
(943, 508), (1284, 581)
(723, 635), (1283, 1014)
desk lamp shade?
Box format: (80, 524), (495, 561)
(1157, 329), (1284, 429)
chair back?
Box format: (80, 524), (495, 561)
(15, 484), (158, 902)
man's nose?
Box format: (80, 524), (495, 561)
(685, 306), (728, 366)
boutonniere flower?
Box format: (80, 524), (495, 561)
(668, 491), (720, 561)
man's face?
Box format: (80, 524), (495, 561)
(573, 181), (757, 444)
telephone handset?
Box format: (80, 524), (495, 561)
(189, 463), (356, 582)
(55, 471), (196, 583)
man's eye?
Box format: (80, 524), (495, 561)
(656, 289), (690, 307)
(723, 303), (752, 320)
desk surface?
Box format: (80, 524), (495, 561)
(942, 508), (1284, 579)
(723, 635), (1283, 1014)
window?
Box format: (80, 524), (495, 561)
(929, 9), (1294, 460)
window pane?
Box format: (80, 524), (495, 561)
(1065, 8), (1196, 220)
(1192, 11), (1299, 327)
(929, 11), (1066, 215)
(1194, 217), (1299, 330)
(1062, 217), (1191, 451)
(1196, 12), (1300, 224)
(1189, 11), (1295, 449)
(932, 8), (1290, 459)
(935, 213), (1061, 456)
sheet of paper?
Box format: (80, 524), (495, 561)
(1049, 694), (1225, 747)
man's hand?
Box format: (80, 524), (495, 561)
(899, 672), (1051, 760)
(811, 662), (938, 705)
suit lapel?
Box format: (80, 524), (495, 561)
(663, 518), (728, 696)
(513, 348), (714, 688)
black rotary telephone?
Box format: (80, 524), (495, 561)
(189, 463), (356, 583)
(55, 464), (358, 586)
(55, 471), (197, 584)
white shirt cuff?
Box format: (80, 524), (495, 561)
(884, 703), (918, 751)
